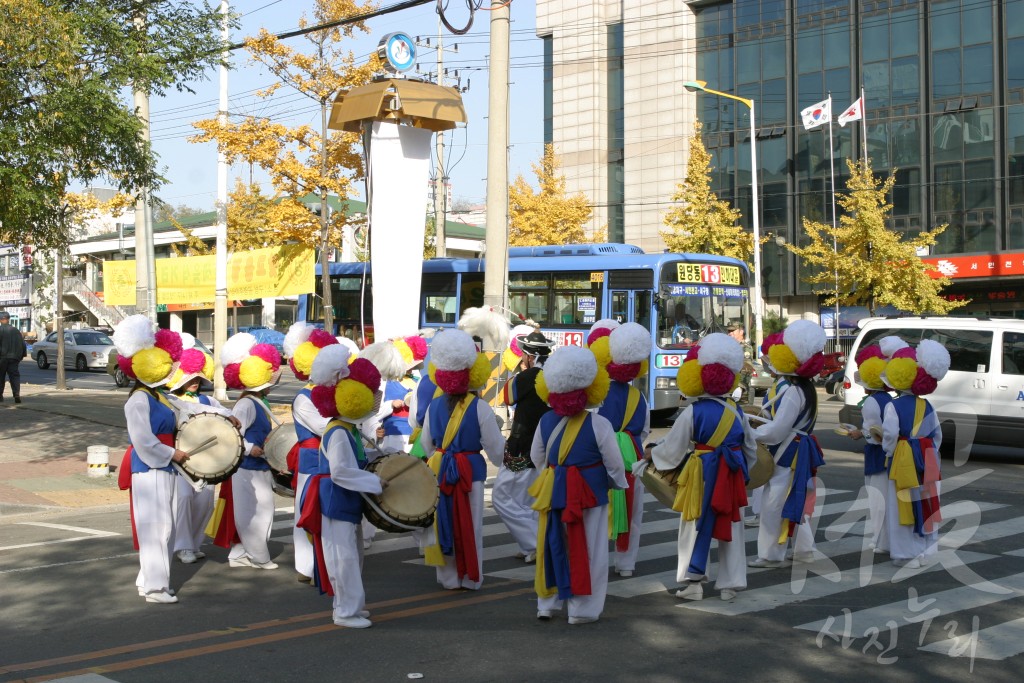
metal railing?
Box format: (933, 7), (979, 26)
(63, 276), (135, 326)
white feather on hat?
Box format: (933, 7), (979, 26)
(284, 322), (312, 359)
(431, 329), (478, 371)
(360, 341), (405, 381)
(180, 333), (196, 350)
(310, 345), (352, 386)
(542, 346), (597, 394)
(588, 319), (620, 337)
(916, 338), (951, 381)
(457, 307), (511, 351)
(113, 314), (156, 359)
(878, 335), (909, 358)
(220, 332), (256, 367)
(697, 332), (744, 373)
(609, 322), (651, 364)
(782, 320), (826, 362)
(336, 337), (360, 356)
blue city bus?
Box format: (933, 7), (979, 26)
(298, 243), (751, 416)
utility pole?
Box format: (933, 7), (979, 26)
(482, 2), (510, 326)
(213, 0), (230, 401)
(55, 250), (66, 390)
(432, 17), (449, 257)
(133, 12), (156, 322)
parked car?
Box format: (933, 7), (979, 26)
(824, 369), (844, 400)
(748, 359), (774, 397)
(33, 329), (115, 371)
(107, 336), (212, 388)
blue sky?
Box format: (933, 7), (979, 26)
(147, 0), (544, 211)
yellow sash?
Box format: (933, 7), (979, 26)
(528, 412), (587, 598)
(409, 386), (445, 453)
(608, 387), (642, 537)
(673, 403), (736, 520)
(424, 395), (474, 567)
(890, 398), (925, 526)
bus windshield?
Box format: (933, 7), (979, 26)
(656, 262), (750, 350)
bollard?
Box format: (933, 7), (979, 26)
(87, 445), (110, 477)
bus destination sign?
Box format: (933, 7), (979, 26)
(676, 263), (741, 286)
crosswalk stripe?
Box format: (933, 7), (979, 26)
(794, 571), (1024, 636)
(919, 616), (1024, 661)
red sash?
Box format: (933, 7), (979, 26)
(562, 466), (598, 596)
(707, 448), (748, 543)
(120, 433), (175, 551)
(296, 473), (334, 596)
(211, 478), (239, 549)
(287, 437), (321, 491)
(438, 451), (480, 583)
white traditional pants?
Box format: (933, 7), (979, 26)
(173, 476), (214, 553)
(677, 518), (747, 590)
(884, 477), (939, 562)
(538, 505), (610, 621)
(756, 463), (816, 562)
(294, 471), (314, 578)
(133, 469), (175, 594)
(865, 473), (889, 552)
(322, 516), (367, 621)
(613, 477), (646, 573)
(229, 468), (275, 564)
(491, 465), (539, 555)
(437, 480), (485, 590)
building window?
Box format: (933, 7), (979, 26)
(542, 35), (552, 147)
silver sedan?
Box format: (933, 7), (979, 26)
(33, 329), (115, 372)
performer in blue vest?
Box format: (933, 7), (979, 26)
(749, 320), (827, 568)
(880, 339), (949, 569)
(215, 332), (283, 570)
(298, 344), (385, 629)
(419, 329), (505, 591)
(529, 345), (627, 624)
(842, 336), (906, 554)
(643, 333), (757, 601)
(283, 322), (344, 582)
(114, 315), (190, 604)
(596, 322), (651, 578)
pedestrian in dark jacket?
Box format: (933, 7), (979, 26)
(0, 311), (27, 403)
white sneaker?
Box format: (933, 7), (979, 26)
(744, 517), (760, 527)
(618, 569), (634, 577)
(675, 583), (703, 600)
(229, 556), (254, 568)
(334, 616), (372, 629)
(193, 550), (206, 560)
(536, 609), (553, 620)
(568, 616), (598, 625)
(893, 557), (921, 569)
(176, 550), (197, 564)
(747, 558), (783, 568)
(357, 610), (370, 618)
(252, 560), (279, 570)
(145, 590), (178, 604)
(720, 588), (737, 601)
(138, 587), (175, 597)
(791, 552), (816, 563)
(523, 551), (536, 564)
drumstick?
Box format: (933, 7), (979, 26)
(384, 458), (423, 483)
(184, 436), (218, 458)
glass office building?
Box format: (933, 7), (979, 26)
(538, 0), (1024, 318)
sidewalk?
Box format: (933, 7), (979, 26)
(0, 386), (292, 521)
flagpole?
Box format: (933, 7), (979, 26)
(860, 86), (868, 167)
(827, 94), (840, 349)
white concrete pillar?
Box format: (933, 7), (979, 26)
(169, 312), (184, 333)
(262, 297), (276, 329)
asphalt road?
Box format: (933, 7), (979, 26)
(2, 394), (1024, 682)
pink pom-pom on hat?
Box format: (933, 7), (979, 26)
(405, 335), (428, 361)
(309, 329), (337, 349)
(153, 329), (183, 362)
(178, 348), (207, 374)
(117, 354), (136, 379)
(250, 343), (281, 372)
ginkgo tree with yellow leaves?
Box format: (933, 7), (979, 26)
(190, 0), (380, 332)
(508, 145), (593, 246)
(787, 159), (965, 315)
(661, 121), (758, 266)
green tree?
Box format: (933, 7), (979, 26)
(0, 0), (227, 250)
(509, 144), (593, 246)
(661, 121), (758, 266)
(154, 202), (209, 224)
(788, 159), (965, 315)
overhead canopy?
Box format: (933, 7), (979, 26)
(329, 78), (467, 133)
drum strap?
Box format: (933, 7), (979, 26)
(252, 396), (282, 427)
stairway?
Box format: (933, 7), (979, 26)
(63, 276), (136, 327)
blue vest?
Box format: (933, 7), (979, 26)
(691, 398), (748, 451)
(763, 378), (815, 465)
(427, 394), (487, 481)
(130, 390), (177, 474)
(293, 388), (322, 474)
(598, 381), (648, 453)
(415, 375), (438, 427)
(318, 421), (366, 524)
(198, 395), (212, 406)
(537, 411), (610, 508)
(240, 396), (272, 471)
(863, 391), (893, 476)
(382, 380), (413, 437)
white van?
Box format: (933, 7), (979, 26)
(839, 316), (1024, 453)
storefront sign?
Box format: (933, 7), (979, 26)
(924, 252), (1024, 279)
(0, 275), (30, 306)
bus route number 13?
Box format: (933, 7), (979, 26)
(563, 332), (584, 347)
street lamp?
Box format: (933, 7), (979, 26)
(774, 235), (787, 318)
(682, 79), (763, 354)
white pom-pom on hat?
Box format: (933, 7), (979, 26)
(310, 345), (352, 386)
(113, 314), (156, 359)
(588, 319), (620, 337)
(697, 332), (744, 373)
(509, 324), (535, 351)
(284, 322), (312, 359)
(609, 322), (651, 364)
(542, 346), (597, 393)
(220, 332), (256, 367)
(360, 341), (405, 381)
(879, 335), (910, 359)
(431, 329), (478, 371)
(916, 338), (951, 381)
(180, 333), (196, 351)
(783, 320), (826, 362)
(336, 337), (360, 356)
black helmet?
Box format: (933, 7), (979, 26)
(517, 330), (556, 357)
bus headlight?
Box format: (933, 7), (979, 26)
(655, 376), (676, 390)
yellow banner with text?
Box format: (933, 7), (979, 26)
(102, 246), (314, 307)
